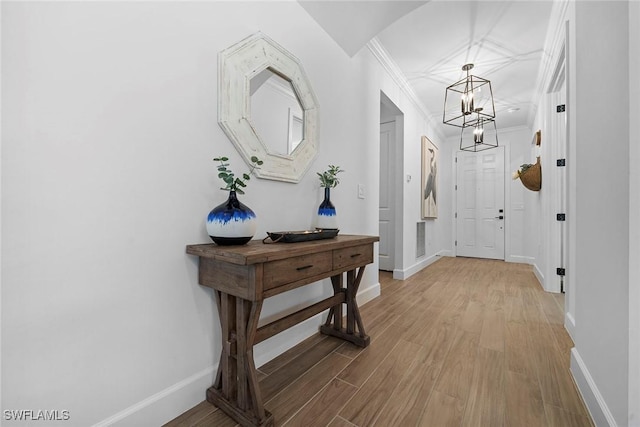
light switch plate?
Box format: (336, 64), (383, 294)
(357, 184), (365, 199)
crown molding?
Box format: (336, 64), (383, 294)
(529, 0), (570, 126)
(366, 37), (445, 142)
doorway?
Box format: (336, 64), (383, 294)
(379, 93), (403, 272)
(455, 147), (506, 260)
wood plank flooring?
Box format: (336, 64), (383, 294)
(165, 257), (593, 427)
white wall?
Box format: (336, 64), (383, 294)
(567, 1), (631, 425)
(1, 2), (452, 425)
(628, 2), (640, 425)
(365, 41), (452, 280)
(525, 1), (640, 424)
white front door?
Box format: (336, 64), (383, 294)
(456, 147), (505, 260)
(379, 121), (395, 271)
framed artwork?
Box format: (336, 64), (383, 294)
(421, 136), (438, 218)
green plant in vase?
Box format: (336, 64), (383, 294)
(316, 165), (344, 230)
(214, 156), (263, 194)
(206, 156), (263, 245)
(317, 164), (344, 188)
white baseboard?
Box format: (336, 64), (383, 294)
(393, 252), (443, 280)
(93, 281), (381, 427)
(94, 367), (215, 427)
(570, 348), (618, 427)
(437, 249), (454, 258)
(507, 255), (535, 264)
(565, 312), (576, 341)
(356, 281), (381, 306)
(533, 263), (544, 287)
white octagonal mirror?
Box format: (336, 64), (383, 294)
(218, 32), (319, 183)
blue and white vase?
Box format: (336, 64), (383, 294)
(316, 187), (338, 230)
(206, 191), (256, 245)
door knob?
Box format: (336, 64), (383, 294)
(495, 215), (504, 220)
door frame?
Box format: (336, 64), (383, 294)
(379, 120), (396, 272)
(453, 144), (509, 260)
(379, 92), (404, 276)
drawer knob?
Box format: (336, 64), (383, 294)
(296, 265), (313, 271)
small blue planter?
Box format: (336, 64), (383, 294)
(206, 191), (256, 245)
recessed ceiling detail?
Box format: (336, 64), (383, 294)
(300, 1), (553, 138)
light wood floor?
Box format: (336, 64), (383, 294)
(165, 257), (593, 427)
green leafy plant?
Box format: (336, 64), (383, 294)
(512, 163), (533, 180)
(317, 165), (344, 188)
(214, 156), (263, 194)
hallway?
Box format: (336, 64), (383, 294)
(166, 257), (593, 426)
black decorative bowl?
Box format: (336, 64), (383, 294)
(263, 229), (339, 243)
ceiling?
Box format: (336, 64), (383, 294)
(299, 0), (554, 138)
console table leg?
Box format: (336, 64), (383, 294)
(236, 298), (249, 411)
(346, 270), (355, 334)
(220, 292), (237, 400)
(208, 295), (273, 426)
(213, 291), (223, 389)
(330, 275), (343, 330)
(245, 300), (266, 420)
(350, 267), (368, 341)
(320, 267), (370, 348)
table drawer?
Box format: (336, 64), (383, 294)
(263, 252), (332, 290)
(333, 244), (373, 270)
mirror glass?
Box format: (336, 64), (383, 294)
(250, 69), (304, 155)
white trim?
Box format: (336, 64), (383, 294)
(356, 281), (381, 306)
(91, 367), (215, 427)
(565, 311), (576, 341)
(507, 255), (535, 265)
(532, 263), (544, 287)
(570, 348), (618, 427)
(393, 252), (441, 280)
(452, 148), (458, 258)
(367, 37), (445, 143)
(503, 143), (511, 263)
(530, 0), (570, 127)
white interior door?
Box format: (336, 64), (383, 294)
(456, 147), (505, 260)
(379, 121), (395, 271)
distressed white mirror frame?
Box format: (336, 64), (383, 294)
(218, 32), (319, 183)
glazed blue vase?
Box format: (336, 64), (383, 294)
(316, 187), (338, 230)
(206, 191), (256, 245)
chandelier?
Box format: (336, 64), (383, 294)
(459, 108), (499, 152)
(443, 64), (498, 151)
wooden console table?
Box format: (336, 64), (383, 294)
(186, 234), (378, 426)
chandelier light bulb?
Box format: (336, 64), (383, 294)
(461, 90), (474, 115)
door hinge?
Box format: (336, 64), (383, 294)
(557, 104), (566, 113)
(455, 240), (457, 246)
(557, 268), (566, 276)
(455, 157), (458, 163)
(455, 185), (458, 190)
(557, 213), (566, 221)
(557, 158), (566, 167)
(455, 212), (458, 218)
